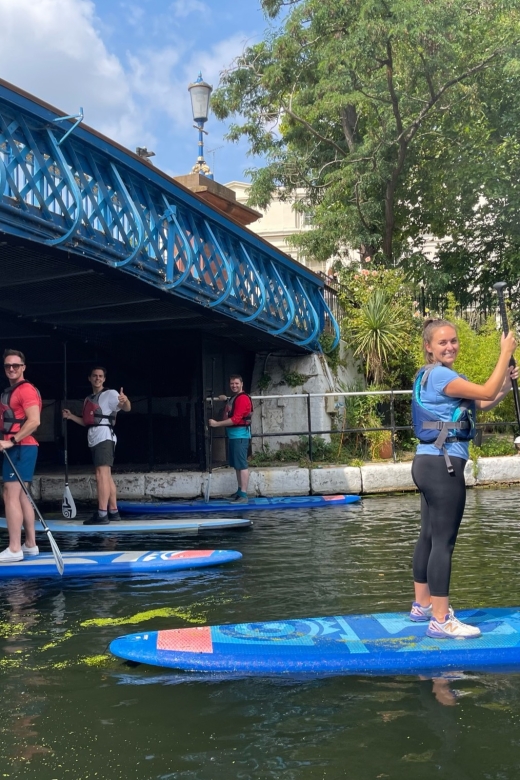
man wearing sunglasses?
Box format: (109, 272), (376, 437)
(0, 349), (42, 561)
(63, 366), (130, 524)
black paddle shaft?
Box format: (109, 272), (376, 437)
(63, 342), (69, 483)
(493, 282), (520, 432)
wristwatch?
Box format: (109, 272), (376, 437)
(9, 437), (16, 445)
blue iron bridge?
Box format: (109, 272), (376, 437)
(0, 79), (339, 353)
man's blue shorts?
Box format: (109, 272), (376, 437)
(228, 438), (250, 470)
(2, 445), (38, 482)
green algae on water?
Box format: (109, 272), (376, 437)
(81, 606), (207, 628)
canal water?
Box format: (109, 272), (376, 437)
(1, 487), (520, 779)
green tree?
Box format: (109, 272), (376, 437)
(212, 0), (520, 274)
(338, 265), (420, 386)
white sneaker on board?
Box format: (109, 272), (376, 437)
(0, 547), (23, 562)
(409, 602), (433, 622)
(426, 613), (481, 639)
(21, 543), (39, 556)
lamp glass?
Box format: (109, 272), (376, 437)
(189, 82), (212, 123)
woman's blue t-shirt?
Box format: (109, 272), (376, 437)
(415, 365), (470, 459)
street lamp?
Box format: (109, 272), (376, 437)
(188, 72), (213, 179)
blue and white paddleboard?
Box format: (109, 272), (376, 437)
(109, 607), (520, 675)
(0, 517), (251, 534)
(119, 494), (360, 515)
(0, 549), (242, 579)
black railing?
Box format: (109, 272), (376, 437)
(208, 390), (518, 464)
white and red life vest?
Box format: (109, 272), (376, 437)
(82, 391), (116, 428)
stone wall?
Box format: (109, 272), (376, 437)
(29, 457), (520, 501)
(250, 343), (361, 454)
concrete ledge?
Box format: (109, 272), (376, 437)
(113, 474), (145, 499)
(41, 476), (95, 502)
(30, 476), (41, 500)
(464, 460), (476, 487)
(475, 456), (520, 485)
(251, 467), (310, 497)
(360, 462), (415, 493)
(145, 472), (202, 499)
(22, 456), (520, 505)
(310, 466), (362, 495)
(204, 468), (240, 499)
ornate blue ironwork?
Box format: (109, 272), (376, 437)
(0, 81), (339, 352)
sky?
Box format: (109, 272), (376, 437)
(0, 0), (270, 184)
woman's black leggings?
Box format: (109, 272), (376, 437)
(411, 454), (467, 597)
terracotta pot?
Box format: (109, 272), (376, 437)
(375, 440), (393, 459)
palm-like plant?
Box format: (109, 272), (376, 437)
(350, 289), (410, 384)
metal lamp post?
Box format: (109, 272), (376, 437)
(188, 72), (213, 179)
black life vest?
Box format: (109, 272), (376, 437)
(82, 390), (116, 428)
(0, 380), (41, 435)
(224, 392), (253, 426)
(412, 363), (476, 472)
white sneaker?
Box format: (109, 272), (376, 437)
(0, 547), (23, 562)
(21, 543), (39, 556)
(427, 612), (481, 639)
(410, 602), (433, 622)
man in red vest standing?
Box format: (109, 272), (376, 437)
(208, 374), (253, 503)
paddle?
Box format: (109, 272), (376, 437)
(204, 358), (215, 503)
(61, 343), (76, 519)
(3, 449), (64, 575)
(493, 282), (520, 441)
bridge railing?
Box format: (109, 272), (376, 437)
(0, 80), (339, 353)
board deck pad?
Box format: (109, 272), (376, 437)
(109, 607), (520, 675)
(0, 549), (242, 578)
(118, 494), (360, 515)
(0, 517), (251, 534)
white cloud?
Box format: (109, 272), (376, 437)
(170, 0), (210, 18)
(0, 0), (153, 149)
(0, 0), (255, 177)
(127, 33), (250, 128)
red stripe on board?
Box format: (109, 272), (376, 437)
(169, 550), (214, 559)
(157, 627), (213, 654)
(322, 495), (345, 501)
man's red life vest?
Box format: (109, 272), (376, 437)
(0, 380), (41, 435)
(82, 391), (116, 428)
(224, 392), (253, 426)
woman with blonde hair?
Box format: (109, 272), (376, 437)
(410, 317), (517, 638)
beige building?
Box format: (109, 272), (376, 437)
(225, 181), (326, 272)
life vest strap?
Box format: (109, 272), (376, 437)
(422, 419), (471, 450)
(422, 421), (470, 431)
(442, 446), (455, 474)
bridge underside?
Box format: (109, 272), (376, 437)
(0, 232), (298, 472)
(0, 233), (307, 352)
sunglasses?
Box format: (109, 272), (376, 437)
(4, 363), (24, 370)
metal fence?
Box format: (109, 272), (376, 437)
(238, 390), (516, 462)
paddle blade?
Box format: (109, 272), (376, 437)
(46, 529), (64, 576)
(204, 474), (211, 504)
(62, 484), (77, 519)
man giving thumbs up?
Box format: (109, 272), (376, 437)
(63, 367), (131, 525)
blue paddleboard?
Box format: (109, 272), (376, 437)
(0, 517), (251, 534)
(118, 494), (360, 515)
(109, 607), (520, 675)
(0, 549), (242, 578)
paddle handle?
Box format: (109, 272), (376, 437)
(493, 282), (520, 431)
